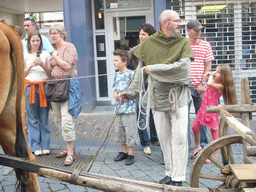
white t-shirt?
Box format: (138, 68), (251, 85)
(24, 50), (51, 82)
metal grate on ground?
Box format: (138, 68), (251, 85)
(35, 153), (93, 172)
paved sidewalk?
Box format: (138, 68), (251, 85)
(0, 106), (255, 191)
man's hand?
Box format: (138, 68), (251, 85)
(196, 83), (206, 94)
(143, 66), (149, 74)
(119, 91), (128, 101)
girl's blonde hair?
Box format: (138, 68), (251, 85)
(218, 64), (237, 105)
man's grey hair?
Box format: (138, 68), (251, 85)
(159, 10), (178, 27)
(24, 17), (37, 27)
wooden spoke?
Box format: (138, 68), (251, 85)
(199, 173), (226, 182)
(221, 144), (229, 165)
(227, 144), (235, 164)
(208, 155), (224, 169)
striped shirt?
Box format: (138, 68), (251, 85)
(190, 39), (214, 87)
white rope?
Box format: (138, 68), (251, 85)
(168, 87), (179, 118)
(137, 68), (150, 131)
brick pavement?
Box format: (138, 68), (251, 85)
(0, 106), (255, 191)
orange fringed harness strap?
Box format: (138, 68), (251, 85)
(25, 79), (48, 107)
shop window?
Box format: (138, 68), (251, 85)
(97, 60), (108, 97)
(113, 16), (145, 50)
(94, 0), (104, 29)
(96, 35), (106, 57)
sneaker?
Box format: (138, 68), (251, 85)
(125, 155), (135, 165)
(114, 152), (128, 161)
(159, 176), (172, 184)
(172, 181), (182, 186)
(42, 149), (51, 155)
(34, 149), (42, 156)
(143, 146), (151, 155)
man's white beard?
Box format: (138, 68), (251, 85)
(171, 30), (181, 38)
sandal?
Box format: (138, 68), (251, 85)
(55, 148), (75, 158)
(55, 149), (68, 158)
(64, 154), (74, 166)
(191, 148), (202, 159)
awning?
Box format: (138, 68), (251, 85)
(198, 5), (227, 13)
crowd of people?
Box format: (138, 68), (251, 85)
(20, 9), (237, 187)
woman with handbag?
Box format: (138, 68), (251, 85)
(49, 24), (78, 166)
(24, 30), (51, 156)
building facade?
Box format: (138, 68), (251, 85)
(1, 0), (256, 112)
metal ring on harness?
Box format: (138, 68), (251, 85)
(70, 169), (81, 184)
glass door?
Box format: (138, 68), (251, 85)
(106, 10), (154, 104)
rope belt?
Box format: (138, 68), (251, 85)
(168, 86), (180, 117)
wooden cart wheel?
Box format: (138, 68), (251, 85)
(190, 134), (244, 189)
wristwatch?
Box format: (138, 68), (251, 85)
(201, 81), (207, 85)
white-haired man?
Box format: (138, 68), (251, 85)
(120, 10), (194, 186)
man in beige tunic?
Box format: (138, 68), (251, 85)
(120, 10), (194, 186)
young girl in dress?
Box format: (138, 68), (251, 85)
(191, 64), (237, 160)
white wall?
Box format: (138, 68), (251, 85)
(0, 12), (25, 39)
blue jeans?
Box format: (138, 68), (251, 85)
(149, 109), (158, 143)
(137, 100), (150, 147)
(26, 85), (51, 152)
(188, 87), (208, 148)
(137, 91), (158, 147)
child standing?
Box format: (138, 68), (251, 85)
(112, 49), (139, 165)
(191, 65), (237, 160)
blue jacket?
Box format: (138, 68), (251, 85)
(68, 78), (84, 118)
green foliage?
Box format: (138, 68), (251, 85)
(28, 13), (40, 21)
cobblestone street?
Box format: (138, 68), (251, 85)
(0, 106), (255, 191)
